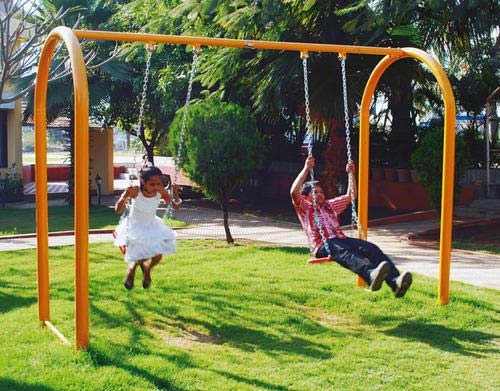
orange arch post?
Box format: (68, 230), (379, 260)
(35, 26), (89, 349)
(359, 48), (456, 305)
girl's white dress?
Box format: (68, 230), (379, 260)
(114, 192), (177, 263)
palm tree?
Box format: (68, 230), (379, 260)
(342, 0), (500, 167)
(164, 0), (378, 195)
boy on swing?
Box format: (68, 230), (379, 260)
(291, 156), (412, 297)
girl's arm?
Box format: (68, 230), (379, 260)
(160, 185), (181, 211)
(171, 185), (181, 210)
(115, 186), (139, 214)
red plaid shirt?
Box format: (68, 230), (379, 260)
(294, 195), (349, 255)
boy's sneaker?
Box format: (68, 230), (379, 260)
(394, 271), (413, 298)
(368, 261), (390, 291)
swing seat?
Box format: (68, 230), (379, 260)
(307, 256), (334, 264)
(112, 231), (127, 255)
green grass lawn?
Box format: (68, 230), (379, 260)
(452, 238), (500, 255)
(22, 152), (70, 165)
(0, 205), (189, 236)
(0, 240), (498, 391)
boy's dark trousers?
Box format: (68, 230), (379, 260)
(316, 237), (400, 289)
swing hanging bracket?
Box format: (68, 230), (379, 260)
(192, 44), (202, 54)
(146, 42), (156, 52)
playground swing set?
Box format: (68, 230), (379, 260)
(34, 27), (457, 350)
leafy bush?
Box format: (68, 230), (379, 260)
(1, 163), (24, 202)
(411, 127), (470, 210)
(169, 97), (264, 242)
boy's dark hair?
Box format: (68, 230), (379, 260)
(301, 182), (313, 196)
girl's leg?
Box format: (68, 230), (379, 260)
(150, 254), (163, 269)
(142, 255), (162, 289)
(124, 259), (146, 290)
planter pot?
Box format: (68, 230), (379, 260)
(371, 167), (384, 181)
(383, 168), (396, 182)
(396, 168), (410, 182)
(410, 170), (420, 183)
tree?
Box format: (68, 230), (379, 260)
(344, 0), (500, 168)
(94, 44), (193, 165)
(96, 0), (194, 165)
(411, 126), (470, 211)
(0, 0), (117, 104)
(164, 0), (377, 196)
(169, 97), (264, 243)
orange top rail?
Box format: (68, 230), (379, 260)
(74, 29), (404, 57)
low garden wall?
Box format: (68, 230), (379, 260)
(260, 164), (474, 210)
(23, 165), (70, 183)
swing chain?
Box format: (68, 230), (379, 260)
(120, 46), (155, 245)
(137, 46), (154, 138)
(131, 46), (154, 182)
(340, 56), (365, 240)
(174, 46), (200, 187)
(302, 55), (331, 257)
(166, 46), (200, 225)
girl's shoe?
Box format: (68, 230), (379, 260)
(123, 266), (135, 290)
(140, 262), (152, 289)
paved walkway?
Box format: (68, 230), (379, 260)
(1, 200), (499, 291)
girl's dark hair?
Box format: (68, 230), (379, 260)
(139, 166), (163, 191)
(139, 165), (163, 181)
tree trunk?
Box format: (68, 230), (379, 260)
(145, 144), (155, 166)
(322, 120), (347, 197)
(220, 189), (234, 244)
(387, 73), (415, 168)
(139, 131), (155, 166)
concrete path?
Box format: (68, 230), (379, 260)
(1, 202), (499, 291)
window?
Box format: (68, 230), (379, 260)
(0, 110), (7, 168)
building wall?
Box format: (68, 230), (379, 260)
(89, 127), (114, 195)
(0, 97), (23, 177)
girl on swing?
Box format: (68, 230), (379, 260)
(291, 156), (412, 298)
(114, 164), (180, 290)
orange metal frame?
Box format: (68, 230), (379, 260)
(35, 27), (456, 350)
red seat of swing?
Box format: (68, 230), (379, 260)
(112, 231), (127, 255)
(307, 256), (334, 264)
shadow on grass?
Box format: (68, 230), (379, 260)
(0, 292), (36, 314)
(383, 320), (499, 356)
(88, 342), (188, 391)
(90, 289), (336, 361)
(89, 339), (291, 391)
(211, 369), (290, 391)
(0, 378), (56, 391)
